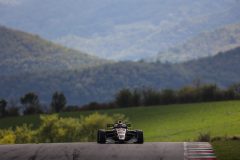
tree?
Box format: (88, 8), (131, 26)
(160, 89), (176, 104)
(199, 84), (220, 101)
(20, 92), (42, 115)
(51, 92), (67, 113)
(5, 100), (20, 117)
(227, 83), (240, 99)
(142, 88), (160, 106)
(0, 99), (7, 118)
(132, 89), (141, 107)
(178, 86), (198, 103)
(115, 89), (133, 107)
(192, 78), (202, 89)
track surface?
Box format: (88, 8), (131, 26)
(0, 142), (184, 160)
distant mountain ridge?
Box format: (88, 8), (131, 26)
(0, 25), (108, 76)
(0, 0), (240, 60)
(154, 23), (240, 62)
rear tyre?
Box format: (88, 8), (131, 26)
(136, 130), (144, 144)
(97, 130), (106, 144)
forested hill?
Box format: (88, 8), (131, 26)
(154, 23), (240, 62)
(183, 47), (240, 87)
(1, 46), (240, 104)
(0, 25), (108, 76)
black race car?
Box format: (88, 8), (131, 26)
(97, 121), (144, 144)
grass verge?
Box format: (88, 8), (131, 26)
(212, 139), (240, 160)
(1, 100), (240, 141)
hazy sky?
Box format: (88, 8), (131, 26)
(0, 0), (22, 5)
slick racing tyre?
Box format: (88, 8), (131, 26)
(97, 130), (106, 144)
(136, 130), (144, 144)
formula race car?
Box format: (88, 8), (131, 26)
(97, 121), (144, 144)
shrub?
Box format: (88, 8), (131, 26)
(0, 113), (129, 144)
(56, 117), (82, 142)
(36, 114), (59, 143)
(37, 114), (82, 143)
(197, 132), (211, 142)
(231, 136), (240, 140)
(0, 129), (16, 144)
(211, 136), (223, 142)
(15, 124), (34, 144)
(80, 112), (113, 141)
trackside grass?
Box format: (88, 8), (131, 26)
(212, 140), (240, 160)
(0, 100), (240, 141)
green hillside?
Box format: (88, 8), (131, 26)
(155, 23), (240, 62)
(1, 101), (240, 142)
(1, 45), (240, 104)
(0, 25), (108, 76)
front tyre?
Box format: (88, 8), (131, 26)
(97, 130), (106, 144)
(136, 130), (144, 144)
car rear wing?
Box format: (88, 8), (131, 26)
(107, 123), (131, 128)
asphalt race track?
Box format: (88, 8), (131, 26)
(0, 142), (218, 160)
(0, 142), (184, 160)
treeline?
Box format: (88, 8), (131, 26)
(1, 83), (240, 118)
(0, 91), (67, 118)
(77, 83), (240, 110)
(114, 83), (240, 107)
(81, 82), (240, 110)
